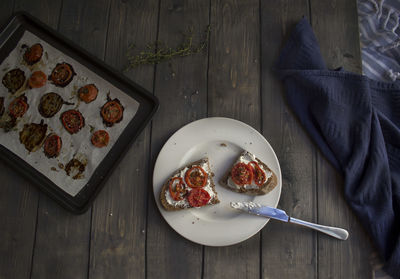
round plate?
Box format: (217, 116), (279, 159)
(153, 117), (282, 246)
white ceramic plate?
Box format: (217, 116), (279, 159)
(153, 117), (282, 246)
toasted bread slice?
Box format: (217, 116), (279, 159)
(160, 158), (220, 211)
(219, 151), (277, 195)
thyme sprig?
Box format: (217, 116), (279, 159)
(125, 25), (211, 71)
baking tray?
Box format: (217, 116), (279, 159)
(0, 12), (158, 213)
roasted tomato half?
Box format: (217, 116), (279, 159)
(65, 158), (86, 179)
(79, 84), (98, 103)
(185, 166), (208, 188)
(49, 62), (75, 87)
(231, 162), (253, 186)
(8, 94), (29, 118)
(248, 161), (266, 186)
(168, 177), (187, 201)
(60, 109), (85, 134)
(39, 92), (72, 118)
(19, 120), (47, 152)
(43, 134), (62, 158)
(187, 188), (211, 207)
(2, 68), (25, 94)
(100, 98), (124, 127)
(28, 71), (47, 88)
(23, 43), (43, 65)
(91, 130), (109, 148)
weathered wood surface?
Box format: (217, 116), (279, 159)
(89, 0), (158, 278)
(0, 0), (384, 278)
(260, 1), (317, 278)
(147, 0), (209, 278)
(204, 0), (260, 279)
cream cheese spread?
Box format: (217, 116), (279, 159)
(165, 159), (216, 208)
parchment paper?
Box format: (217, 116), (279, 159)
(0, 31), (139, 196)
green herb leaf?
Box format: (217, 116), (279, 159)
(124, 25), (211, 71)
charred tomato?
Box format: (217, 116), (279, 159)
(8, 94), (29, 118)
(248, 161), (266, 186)
(65, 158), (86, 179)
(43, 134), (62, 158)
(187, 188), (211, 207)
(2, 68), (25, 94)
(39, 92), (72, 118)
(184, 166), (208, 188)
(91, 130), (109, 148)
(28, 71), (47, 88)
(60, 109), (85, 134)
(79, 84), (98, 103)
(19, 120), (47, 152)
(100, 98), (124, 127)
(231, 162), (253, 186)
(49, 62), (75, 87)
(23, 43), (43, 65)
(168, 177), (187, 201)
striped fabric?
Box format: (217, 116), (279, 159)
(358, 0), (400, 81)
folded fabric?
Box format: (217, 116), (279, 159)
(276, 18), (400, 278)
(358, 0), (400, 82)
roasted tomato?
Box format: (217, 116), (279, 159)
(78, 84), (98, 103)
(168, 177), (187, 201)
(185, 166), (208, 188)
(2, 68), (25, 94)
(23, 43), (43, 65)
(8, 94), (29, 118)
(0, 117), (16, 132)
(60, 109), (85, 134)
(187, 188), (211, 207)
(0, 97), (4, 116)
(248, 161), (266, 186)
(49, 62), (75, 87)
(19, 120), (47, 152)
(39, 92), (73, 118)
(65, 158), (86, 179)
(43, 134), (62, 158)
(231, 162), (253, 186)
(91, 130), (109, 148)
(100, 98), (124, 127)
(28, 71), (47, 88)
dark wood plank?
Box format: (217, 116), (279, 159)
(0, 164), (38, 279)
(204, 0), (260, 278)
(88, 0), (158, 278)
(260, 1), (317, 278)
(30, 1), (110, 279)
(146, 0), (210, 278)
(310, 0), (374, 278)
(0, 1), (60, 278)
(0, 0), (13, 26)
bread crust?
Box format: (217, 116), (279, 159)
(160, 158), (220, 211)
(219, 154), (278, 196)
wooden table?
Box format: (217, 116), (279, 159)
(0, 0), (386, 278)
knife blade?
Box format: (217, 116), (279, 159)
(230, 202), (349, 240)
(230, 201), (289, 221)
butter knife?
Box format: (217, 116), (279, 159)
(230, 202), (349, 240)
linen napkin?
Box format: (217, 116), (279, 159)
(276, 18), (400, 277)
(358, 0), (400, 82)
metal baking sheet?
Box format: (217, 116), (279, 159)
(0, 12), (158, 213)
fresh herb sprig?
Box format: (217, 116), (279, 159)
(125, 25), (211, 71)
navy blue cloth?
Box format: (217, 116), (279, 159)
(277, 18), (400, 277)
